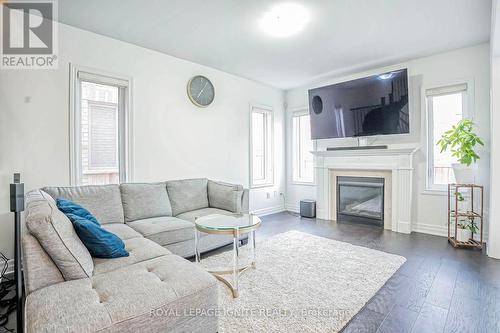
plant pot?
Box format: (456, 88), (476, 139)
(452, 163), (477, 184)
(456, 228), (471, 242)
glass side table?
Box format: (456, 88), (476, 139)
(194, 213), (261, 298)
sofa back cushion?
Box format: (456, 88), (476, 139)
(166, 178), (209, 216)
(43, 185), (124, 224)
(208, 180), (243, 213)
(23, 190), (65, 294)
(25, 193), (94, 280)
(120, 183), (172, 222)
(56, 198), (100, 225)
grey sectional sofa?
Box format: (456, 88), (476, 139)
(22, 178), (248, 333)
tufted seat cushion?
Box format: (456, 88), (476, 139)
(101, 223), (142, 241)
(93, 238), (170, 275)
(26, 255), (218, 333)
(127, 216), (195, 246)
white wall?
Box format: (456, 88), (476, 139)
(489, 0), (500, 259)
(0, 22), (285, 259)
(285, 44), (490, 238)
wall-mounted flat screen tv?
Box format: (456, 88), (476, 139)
(308, 69), (409, 140)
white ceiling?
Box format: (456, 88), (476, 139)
(58, 0), (492, 89)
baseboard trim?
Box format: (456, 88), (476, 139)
(285, 203), (300, 213)
(412, 223), (448, 237)
(251, 205), (286, 217)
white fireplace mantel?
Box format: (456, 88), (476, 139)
(312, 147), (418, 234)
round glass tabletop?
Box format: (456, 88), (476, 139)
(194, 213), (261, 232)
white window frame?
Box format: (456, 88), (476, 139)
(249, 104), (274, 188)
(69, 64), (133, 185)
(425, 80), (473, 192)
(292, 109), (315, 185)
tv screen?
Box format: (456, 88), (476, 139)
(308, 69), (409, 140)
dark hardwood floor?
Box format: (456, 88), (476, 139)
(242, 211), (500, 333)
(3, 211), (499, 333)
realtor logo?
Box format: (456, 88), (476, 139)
(1, 0), (58, 69)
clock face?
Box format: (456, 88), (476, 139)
(187, 75), (215, 107)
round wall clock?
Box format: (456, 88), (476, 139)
(187, 75), (215, 107)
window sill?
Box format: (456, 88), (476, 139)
(422, 189), (448, 196)
(250, 183), (274, 189)
(291, 181), (316, 186)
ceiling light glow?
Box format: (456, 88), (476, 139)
(378, 73), (395, 80)
(260, 3), (309, 38)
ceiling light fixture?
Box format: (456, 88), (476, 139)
(259, 3), (309, 38)
(378, 73), (395, 80)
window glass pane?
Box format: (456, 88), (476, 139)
(293, 114), (314, 183)
(252, 112), (265, 181)
(431, 92), (463, 185)
(80, 81), (120, 185)
(299, 115), (314, 182)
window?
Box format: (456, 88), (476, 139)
(250, 105), (273, 187)
(292, 112), (314, 183)
(71, 67), (131, 185)
(426, 83), (468, 190)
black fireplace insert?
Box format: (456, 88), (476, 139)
(336, 176), (384, 226)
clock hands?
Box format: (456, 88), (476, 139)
(197, 81), (208, 100)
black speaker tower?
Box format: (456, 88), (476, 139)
(10, 173), (24, 333)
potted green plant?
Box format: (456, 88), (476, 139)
(456, 220), (471, 242)
(437, 119), (484, 184)
(467, 221), (479, 241)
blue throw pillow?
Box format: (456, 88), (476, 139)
(56, 198), (100, 225)
(69, 215), (129, 258)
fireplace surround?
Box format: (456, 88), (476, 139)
(312, 147), (418, 234)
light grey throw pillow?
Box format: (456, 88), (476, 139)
(25, 199), (93, 280)
(208, 180), (243, 213)
(120, 183), (172, 222)
(166, 179), (209, 216)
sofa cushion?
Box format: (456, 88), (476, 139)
(166, 233), (235, 258)
(127, 216), (194, 246)
(166, 178), (209, 216)
(176, 207), (234, 223)
(93, 238), (170, 275)
(23, 190), (66, 295)
(43, 185), (124, 224)
(25, 199), (93, 280)
(208, 180), (243, 213)
(26, 255), (218, 333)
(56, 198), (100, 225)
(70, 215), (129, 259)
(120, 182), (172, 222)
(102, 223), (142, 240)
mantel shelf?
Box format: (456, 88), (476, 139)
(311, 147), (419, 157)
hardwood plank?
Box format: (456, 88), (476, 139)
(366, 274), (408, 315)
(376, 305), (419, 333)
(426, 259), (460, 309)
(341, 308), (386, 333)
(395, 278), (430, 313)
(411, 303), (448, 333)
(453, 268), (481, 300)
(443, 295), (481, 333)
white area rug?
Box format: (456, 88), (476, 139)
(201, 230), (406, 333)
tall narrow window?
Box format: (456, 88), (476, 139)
(292, 112), (314, 183)
(250, 106), (273, 187)
(426, 83), (467, 190)
(71, 67), (131, 185)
